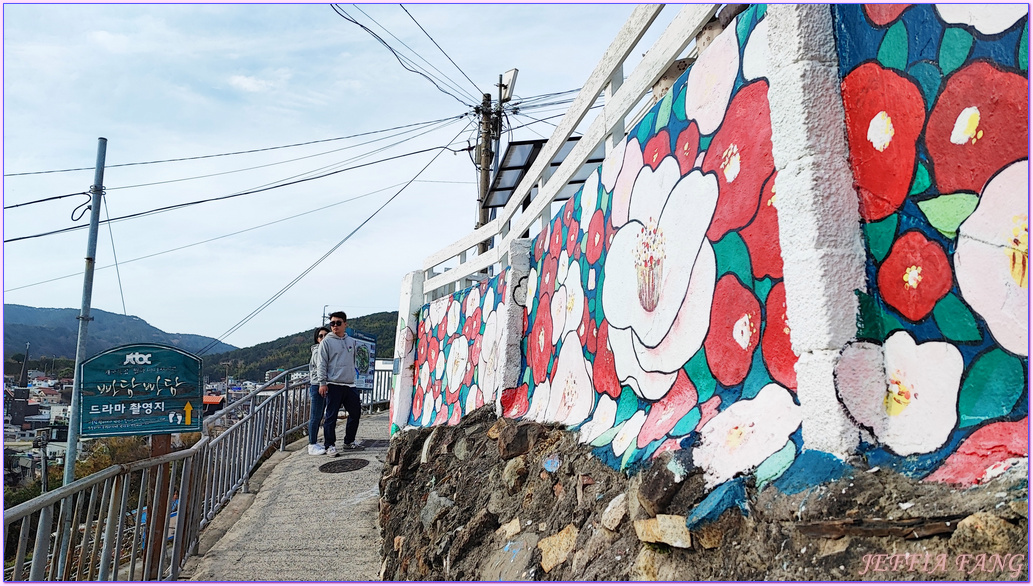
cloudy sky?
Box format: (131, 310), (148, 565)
(3, 3), (674, 350)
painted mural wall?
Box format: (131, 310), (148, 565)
(830, 3), (1029, 485)
(408, 269), (509, 427)
(401, 4), (1027, 503)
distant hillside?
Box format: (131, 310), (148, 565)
(3, 304), (237, 360)
(204, 311), (398, 382)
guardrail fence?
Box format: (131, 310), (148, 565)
(4, 365), (392, 581)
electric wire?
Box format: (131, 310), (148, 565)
(350, 4), (480, 104)
(2, 115), (464, 177)
(331, 4), (474, 108)
(196, 121), (472, 354)
(104, 115), (460, 191)
(102, 196), (128, 316)
(4, 182), (407, 293)
(5, 118), (466, 244)
(3, 191), (89, 210)
(400, 4), (483, 97)
(107, 116), (460, 192)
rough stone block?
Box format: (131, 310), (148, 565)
(637, 453), (683, 516)
(503, 455), (528, 493)
(601, 493), (628, 531)
(538, 523), (579, 573)
(633, 515), (693, 549)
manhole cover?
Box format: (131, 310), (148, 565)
(319, 458), (369, 473)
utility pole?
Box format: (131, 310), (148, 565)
(56, 137), (107, 577)
(63, 137), (106, 486)
(476, 92), (493, 235)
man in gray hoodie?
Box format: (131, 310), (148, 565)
(313, 311), (361, 456)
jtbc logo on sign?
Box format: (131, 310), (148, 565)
(123, 352), (153, 365)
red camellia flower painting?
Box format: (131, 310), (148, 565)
(877, 230), (953, 322)
(704, 274), (762, 386)
(586, 209), (606, 264)
(841, 62), (925, 221)
(701, 80), (773, 241)
(549, 215), (565, 259)
(739, 172), (784, 280)
(638, 371), (698, 448)
(926, 62), (1029, 195)
(674, 122), (701, 175)
(762, 281), (798, 390)
(529, 298), (554, 384)
(864, 4), (911, 26)
(500, 384), (530, 418)
(643, 129), (672, 171)
(592, 320), (622, 399)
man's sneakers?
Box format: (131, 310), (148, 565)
(308, 444), (326, 456)
(341, 442), (358, 450)
(326, 445), (338, 457)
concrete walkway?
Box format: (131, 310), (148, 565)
(180, 411), (390, 581)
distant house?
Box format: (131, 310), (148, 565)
(202, 394), (225, 417)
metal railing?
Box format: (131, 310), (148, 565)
(3, 364), (393, 581)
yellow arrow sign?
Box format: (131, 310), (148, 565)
(184, 402), (193, 426)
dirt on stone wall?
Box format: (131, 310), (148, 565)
(377, 407), (1028, 581)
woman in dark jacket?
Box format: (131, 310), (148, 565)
(306, 326), (331, 455)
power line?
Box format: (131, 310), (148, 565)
(2, 115), (464, 177)
(3, 191), (89, 210)
(351, 4), (479, 104)
(4, 182), (408, 293)
(4, 139), (455, 244)
(400, 4), (483, 96)
(331, 4), (474, 108)
(197, 121), (472, 354)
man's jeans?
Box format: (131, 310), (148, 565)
(308, 384), (325, 445)
(324, 384), (361, 447)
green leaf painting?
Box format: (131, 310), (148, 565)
(877, 20), (909, 70)
(958, 349), (1026, 428)
(916, 192), (979, 238)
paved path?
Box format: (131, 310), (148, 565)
(180, 411), (390, 581)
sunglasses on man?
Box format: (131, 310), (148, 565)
(330, 320), (345, 327)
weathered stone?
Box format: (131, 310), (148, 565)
(538, 523), (579, 573)
(694, 524), (723, 549)
(487, 418), (508, 440)
(502, 455), (528, 493)
(633, 515), (693, 548)
(420, 490), (454, 529)
(632, 547), (659, 581)
(498, 422), (532, 460)
(951, 512), (1020, 551)
(496, 517), (521, 540)
(572, 524), (616, 575)
(553, 481), (565, 500)
(420, 426), (442, 464)
(637, 452), (683, 516)
(449, 508), (498, 561)
(601, 493), (628, 531)
(479, 533), (539, 581)
(487, 489), (508, 515)
(454, 436), (469, 461)
(393, 535), (405, 552)
(626, 474), (647, 521)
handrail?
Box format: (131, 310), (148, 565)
(3, 364), (394, 581)
(419, 4), (719, 302)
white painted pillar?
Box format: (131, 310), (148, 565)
(390, 270), (425, 434)
(766, 4), (867, 456)
(493, 238), (533, 416)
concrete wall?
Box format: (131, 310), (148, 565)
(398, 4), (1028, 497)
